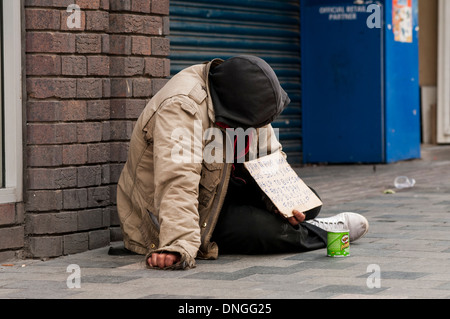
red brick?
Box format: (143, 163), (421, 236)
(109, 205), (120, 226)
(0, 227), (24, 250)
(0, 204), (16, 226)
(110, 78), (133, 97)
(132, 36), (151, 55)
(110, 0), (131, 11)
(26, 32), (75, 53)
(145, 57), (167, 77)
(86, 11), (109, 31)
(63, 232), (88, 255)
(28, 100), (86, 123)
(88, 143), (111, 163)
(110, 142), (129, 162)
(76, 0), (100, 9)
(110, 120), (134, 140)
(27, 54), (61, 76)
(110, 163), (124, 184)
(102, 122), (111, 141)
(162, 16), (170, 35)
(26, 190), (63, 212)
(151, 0), (169, 15)
(27, 145), (63, 167)
(77, 122), (103, 143)
(25, 9), (61, 30)
(26, 212), (78, 235)
(61, 56), (87, 76)
(110, 99), (145, 119)
(132, 0), (150, 13)
(151, 37), (170, 56)
(109, 14), (162, 35)
(87, 56), (110, 76)
(28, 168), (77, 190)
(27, 101), (60, 122)
(78, 208), (104, 231)
(133, 78), (152, 97)
(60, 100), (88, 121)
(102, 34), (110, 53)
(109, 35), (131, 55)
(77, 166), (102, 188)
(76, 34), (102, 53)
(77, 78), (103, 98)
(63, 188), (88, 210)
(110, 57), (144, 76)
(27, 123), (77, 145)
(27, 78), (77, 99)
(87, 100), (110, 120)
(27, 124), (55, 144)
(63, 144), (88, 165)
(100, 0), (109, 10)
(28, 236), (62, 258)
(101, 165), (110, 184)
(103, 79), (111, 98)
(87, 186), (110, 207)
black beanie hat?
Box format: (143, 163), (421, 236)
(208, 55), (290, 129)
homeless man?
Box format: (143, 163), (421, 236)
(116, 55), (369, 270)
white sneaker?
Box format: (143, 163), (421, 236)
(306, 212), (369, 242)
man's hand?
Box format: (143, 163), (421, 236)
(275, 209), (306, 226)
(287, 210), (306, 226)
(148, 252), (181, 269)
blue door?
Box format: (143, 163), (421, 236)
(301, 0), (420, 163)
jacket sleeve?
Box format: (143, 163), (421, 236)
(150, 96), (203, 269)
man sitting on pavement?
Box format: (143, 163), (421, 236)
(116, 55), (369, 270)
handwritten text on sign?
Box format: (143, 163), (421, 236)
(244, 152), (323, 218)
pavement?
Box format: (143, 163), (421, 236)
(1, 145), (450, 300)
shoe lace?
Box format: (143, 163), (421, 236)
(310, 218), (345, 231)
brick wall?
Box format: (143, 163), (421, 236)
(0, 204), (25, 261)
(16, 0), (170, 259)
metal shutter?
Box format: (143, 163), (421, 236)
(169, 0), (302, 164)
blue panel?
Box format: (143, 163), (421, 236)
(301, 0), (384, 163)
(384, 0), (421, 163)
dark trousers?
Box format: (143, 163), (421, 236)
(211, 170), (328, 255)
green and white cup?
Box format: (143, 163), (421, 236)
(327, 230), (350, 257)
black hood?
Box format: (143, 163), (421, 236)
(208, 55), (290, 129)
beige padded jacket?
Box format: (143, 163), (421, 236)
(116, 59), (282, 269)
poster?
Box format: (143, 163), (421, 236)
(393, 0), (413, 43)
(244, 151), (323, 219)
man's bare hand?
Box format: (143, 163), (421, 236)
(287, 210), (306, 226)
(274, 209), (306, 226)
(148, 252), (181, 269)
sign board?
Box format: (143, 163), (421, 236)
(244, 151), (323, 218)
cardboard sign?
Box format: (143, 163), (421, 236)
(244, 151), (323, 218)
